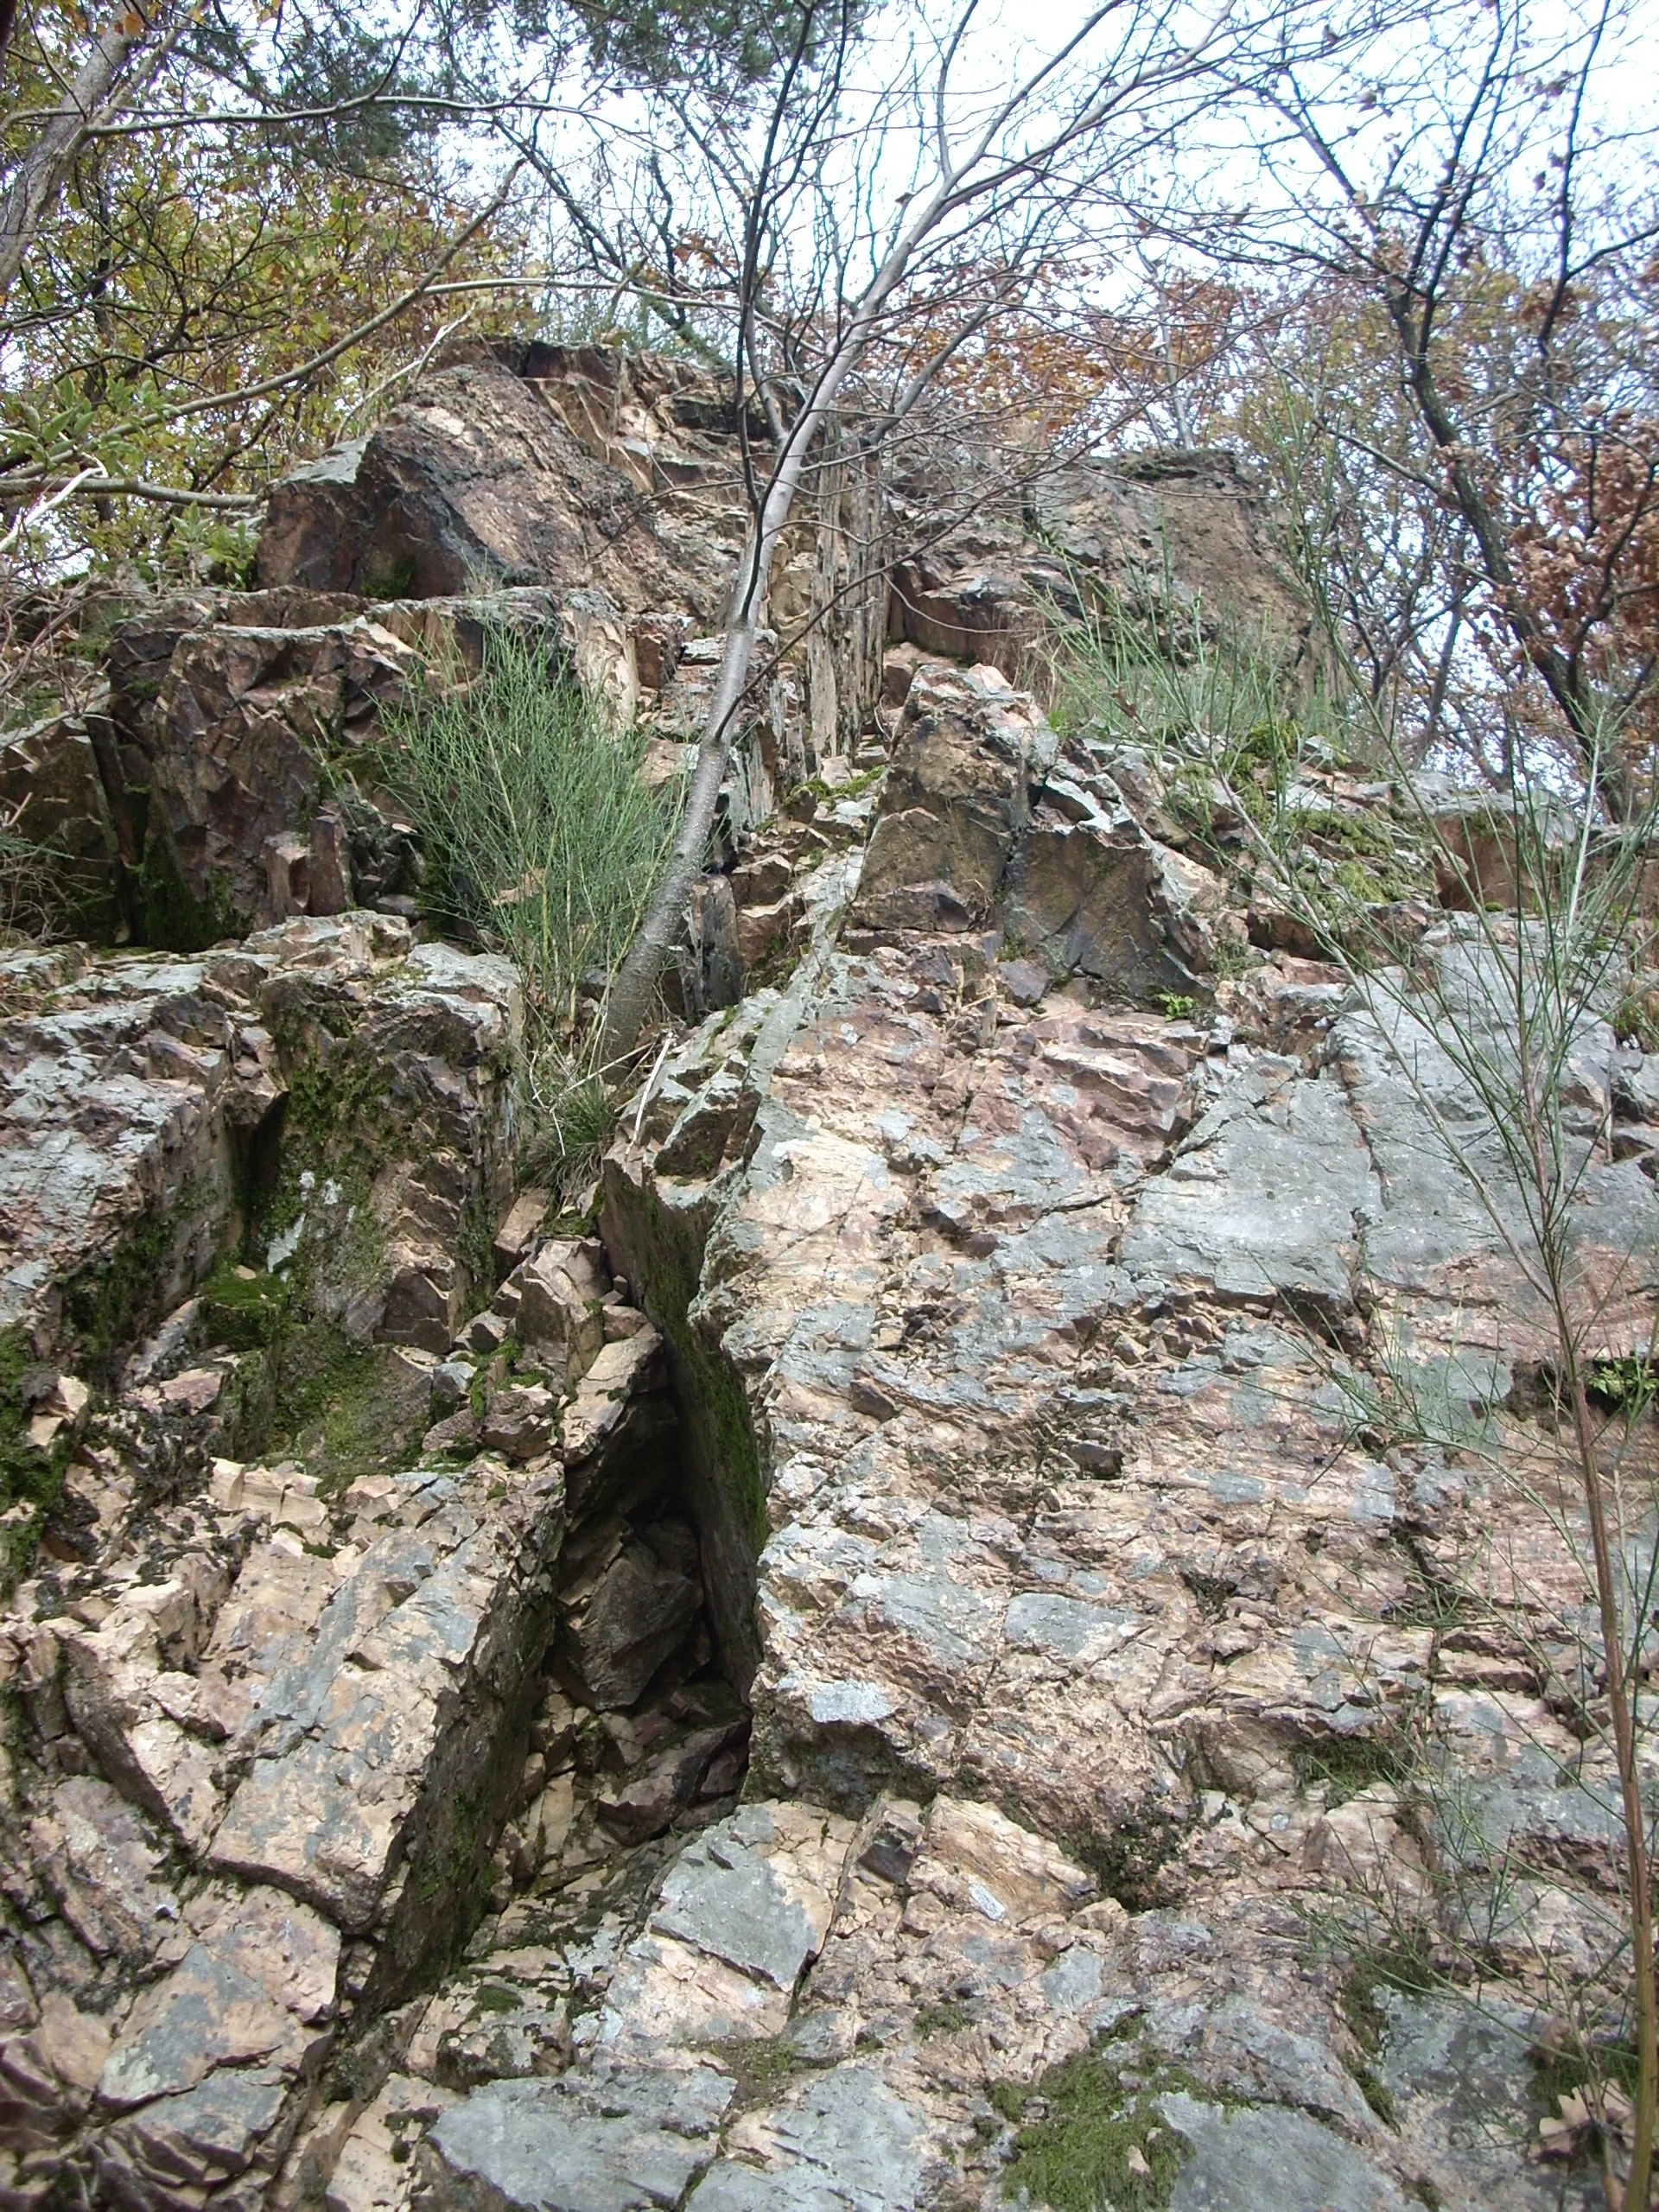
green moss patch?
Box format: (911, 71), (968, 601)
(136, 823), (246, 951)
(1293, 1725), (1408, 1808)
(706, 2035), (804, 2111)
(264, 1321), (428, 1498)
(199, 1263), (290, 1353)
(1072, 1813), (1187, 1911)
(63, 1208), (179, 1382)
(997, 2039), (1190, 2212)
(0, 1325), (76, 1586)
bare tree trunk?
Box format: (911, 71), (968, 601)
(0, 11), (165, 302)
(599, 354), (855, 1060)
(594, 2), (1230, 1063)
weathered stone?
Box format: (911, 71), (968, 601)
(264, 831), (311, 920)
(31, 1775), (176, 1963)
(557, 1330), (671, 1497)
(208, 1465), (563, 1985)
(1158, 2093), (1409, 2211)
(1032, 449), (1311, 653)
(436, 1997), (570, 2090)
(853, 664), (1057, 931)
(257, 353), (724, 611)
(667, 874), (747, 1024)
(423, 2057), (732, 2212)
(557, 1522), (700, 1711)
(1119, 1062), (1377, 1312)
(999, 798), (1231, 1001)
(689, 2064), (933, 2212)
(308, 809), (354, 916)
(493, 1190), (549, 1275)
(514, 1241), (607, 1386)
(597, 1805), (855, 2050)
(5, 347), (1649, 2212)
(593, 1721), (750, 1844)
(0, 917), (518, 1379)
(480, 1384), (556, 1463)
(97, 1887), (338, 2109)
(0, 706), (124, 938)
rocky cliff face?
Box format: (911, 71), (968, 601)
(0, 346), (1651, 2212)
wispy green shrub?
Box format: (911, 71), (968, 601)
(1044, 581), (1365, 810)
(0, 800), (67, 938)
(390, 626), (679, 1184)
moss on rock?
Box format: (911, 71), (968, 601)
(997, 2030), (1200, 2212)
(135, 821), (247, 952)
(0, 1325), (76, 1585)
(63, 1206), (182, 1383)
(199, 1262), (290, 1352)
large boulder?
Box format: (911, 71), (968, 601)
(0, 708), (124, 938)
(1032, 448), (1313, 651)
(0, 913), (518, 1371)
(852, 663), (1057, 931)
(886, 446), (1312, 679)
(254, 351), (732, 613)
(136, 617), (423, 940)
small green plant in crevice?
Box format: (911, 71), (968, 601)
(914, 2000), (974, 2039)
(1206, 931), (1256, 982)
(530, 1070), (618, 1194)
(1294, 1717), (1414, 1808)
(1586, 1355), (1656, 1420)
(1530, 2025), (1644, 2113)
(1614, 986), (1659, 1053)
(1073, 1812), (1187, 1911)
(1154, 990), (1197, 1020)
(1337, 1938), (1438, 2059)
(995, 2035), (1192, 2212)
(1044, 581), (1364, 846)
(788, 763), (885, 810)
(387, 622), (679, 1195)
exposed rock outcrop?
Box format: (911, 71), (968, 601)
(3, 345), (1653, 2212)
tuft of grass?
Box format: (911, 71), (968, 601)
(1615, 985), (1659, 1052)
(1294, 1724), (1410, 1808)
(1045, 583), (1363, 810)
(389, 625), (679, 1186)
(0, 801), (70, 938)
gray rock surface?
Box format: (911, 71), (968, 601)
(1160, 2093), (1410, 2212)
(423, 2061), (733, 2212)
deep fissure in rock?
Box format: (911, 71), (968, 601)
(538, 1351), (755, 1864)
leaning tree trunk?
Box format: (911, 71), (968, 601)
(599, 348), (866, 1063)
(0, 10), (165, 302)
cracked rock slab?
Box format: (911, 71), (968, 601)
(422, 2057), (733, 2212)
(598, 1804), (855, 2046)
